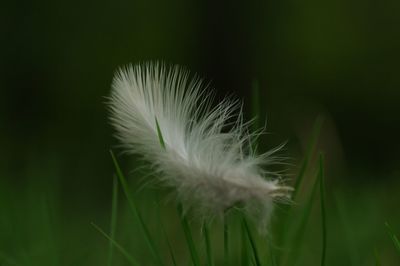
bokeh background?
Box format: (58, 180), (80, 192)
(1, 0), (400, 265)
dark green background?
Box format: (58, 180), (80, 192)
(1, 0), (400, 265)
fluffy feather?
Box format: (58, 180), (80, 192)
(109, 62), (291, 229)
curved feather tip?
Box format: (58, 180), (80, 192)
(108, 62), (292, 230)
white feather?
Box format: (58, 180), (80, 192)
(109, 62), (291, 229)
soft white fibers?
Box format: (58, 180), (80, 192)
(109, 62), (291, 229)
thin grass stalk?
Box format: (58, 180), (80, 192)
(283, 170), (320, 265)
(293, 116), (324, 199)
(154, 119), (178, 265)
(241, 220), (250, 266)
(333, 192), (360, 265)
(107, 176), (118, 266)
(203, 223), (214, 266)
(110, 150), (164, 266)
(41, 196), (59, 266)
(92, 223), (140, 266)
(319, 154), (327, 266)
(267, 241), (277, 266)
(155, 117), (166, 149)
(224, 215), (229, 265)
(177, 204), (201, 266)
(385, 222), (400, 254)
(156, 201), (177, 266)
(243, 218), (262, 266)
(276, 116), (324, 264)
(374, 248), (382, 266)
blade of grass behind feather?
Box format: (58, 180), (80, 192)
(155, 117), (166, 150)
(177, 204), (201, 266)
(319, 154), (327, 266)
(107, 176), (118, 266)
(224, 215), (229, 265)
(242, 218), (262, 266)
(267, 240), (277, 266)
(158, 117), (200, 265)
(241, 219), (250, 266)
(276, 115), (324, 264)
(92, 223), (139, 266)
(293, 115), (324, 199)
(156, 200), (177, 266)
(385, 222), (400, 254)
(374, 248), (382, 266)
(40, 196), (59, 266)
(110, 150), (164, 266)
(203, 223), (214, 266)
(333, 192), (360, 265)
(283, 168), (320, 265)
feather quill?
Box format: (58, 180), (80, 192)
(109, 62), (291, 229)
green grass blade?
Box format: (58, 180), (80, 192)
(293, 115), (324, 199)
(110, 150), (164, 266)
(40, 196), (59, 266)
(374, 248), (382, 266)
(275, 115), (324, 264)
(155, 117), (166, 150)
(293, 173), (320, 242)
(283, 171), (320, 265)
(241, 220), (249, 266)
(164, 238), (178, 266)
(224, 216), (229, 265)
(165, 236), (178, 266)
(385, 222), (400, 253)
(156, 201), (177, 266)
(319, 154), (327, 266)
(334, 192), (360, 265)
(267, 240), (277, 266)
(92, 223), (140, 266)
(242, 218), (262, 266)
(107, 175), (118, 266)
(177, 204), (200, 266)
(203, 223), (214, 266)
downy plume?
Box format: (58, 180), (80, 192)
(109, 62), (292, 230)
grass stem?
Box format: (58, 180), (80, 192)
(177, 204), (200, 266)
(107, 176), (118, 266)
(110, 150), (164, 266)
(319, 154), (327, 266)
(92, 223), (139, 266)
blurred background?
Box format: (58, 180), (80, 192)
(1, 0), (400, 265)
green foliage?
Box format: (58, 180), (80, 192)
(1, 116), (399, 266)
(92, 223), (140, 266)
(275, 116), (324, 265)
(177, 204), (201, 266)
(155, 117), (166, 150)
(203, 223), (214, 266)
(242, 218), (262, 266)
(92, 117), (334, 266)
(224, 216), (229, 265)
(374, 248), (382, 266)
(157, 201), (178, 266)
(108, 176), (119, 266)
(319, 154), (327, 266)
(110, 150), (164, 266)
(385, 222), (400, 254)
